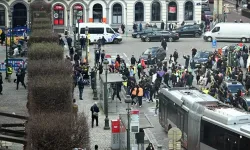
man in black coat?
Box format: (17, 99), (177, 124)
(66, 36), (72, 47)
(79, 36), (86, 50)
(130, 55), (136, 66)
(0, 72), (3, 95)
(161, 38), (167, 50)
(160, 20), (165, 30)
(90, 102), (99, 128)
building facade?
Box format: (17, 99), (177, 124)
(0, 0), (202, 33)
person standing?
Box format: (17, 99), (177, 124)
(80, 36), (85, 50)
(16, 67), (26, 90)
(90, 102), (99, 128)
(130, 55), (137, 66)
(66, 36), (73, 48)
(112, 82), (122, 102)
(78, 78), (84, 100)
(173, 50), (178, 63)
(101, 36), (106, 49)
(0, 30), (5, 46)
(191, 48), (197, 58)
(160, 20), (165, 30)
(0, 72), (3, 95)
(100, 50), (105, 64)
(94, 145), (99, 150)
(243, 52), (249, 68)
(139, 22), (143, 31)
(72, 99), (78, 119)
(7, 64), (13, 83)
(121, 23), (125, 34)
(161, 39), (167, 58)
(137, 84), (144, 107)
(69, 46), (74, 61)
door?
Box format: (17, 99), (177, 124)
(224, 134), (240, 150)
(211, 26), (221, 40)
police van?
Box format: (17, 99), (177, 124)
(77, 23), (122, 44)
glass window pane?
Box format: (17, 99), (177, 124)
(135, 2), (144, 21)
(151, 2), (160, 21)
(184, 2), (194, 21)
(0, 10), (5, 26)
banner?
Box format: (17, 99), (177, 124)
(169, 7), (176, 13)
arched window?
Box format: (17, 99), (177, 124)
(135, 2), (144, 21)
(53, 4), (64, 25)
(168, 2), (177, 21)
(112, 3), (122, 24)
(151, 1), (160, 21)
(72, 4), (84, 25)
(0, 5), (5, 26)
(184, 1), (193, 21)
(93, 4), (103, 22)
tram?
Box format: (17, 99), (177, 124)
(159, 87), (250, 150)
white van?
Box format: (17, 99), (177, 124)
(203, 23), (250, 43)
(77, 23), (122, 44)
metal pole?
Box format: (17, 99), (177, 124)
(125, 8), (128, 37)
(165, 1), (168, 30)
(217, 0), (219, 22)
(127, 103), (131, 150)
(5, 27), (8, 79)
(86, 33), (88, 63)
(104, 60), (110, 130)
(77, 20), (80, 41)
(93, 48), (98, 100)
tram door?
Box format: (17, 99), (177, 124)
(224, 134), (239, 150)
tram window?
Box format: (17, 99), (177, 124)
(167, 102), (177, 125)
(184, 113), (188, 134)
(239, 135), (250, 150)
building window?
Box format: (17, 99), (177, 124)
(112, 3), (122, 24)
(73, 4), (84, 25)
(53, 4), (64, 25)
(184, 1), (194, 21)
(168, 2), (177, 21)
(151, 1), (160, 21)
(0, 5), (5, 26)
(135, 2), (144, 21)
(93, 4), (103, 23)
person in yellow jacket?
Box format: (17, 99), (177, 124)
(137, 84), (144, 107)
(7, 64), (13, 83)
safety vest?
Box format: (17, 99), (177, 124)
(132, 88), (137, 95)
(7, 67), (13, 74)
(203, 89), (209, 94)
(138, 87), (143, 96)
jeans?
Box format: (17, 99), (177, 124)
(144, 90), (150, 99)
(92, 115), (98, 128)
(79, 88), (83, 99)
(138, 96), (142, 106)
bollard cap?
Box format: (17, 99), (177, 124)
(125, 95), (132, 103)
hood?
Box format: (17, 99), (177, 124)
(193, 57), (208, 63)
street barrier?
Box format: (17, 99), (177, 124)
(0, 59), (25, 71)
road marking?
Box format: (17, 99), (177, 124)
(123, 53), (127, 57)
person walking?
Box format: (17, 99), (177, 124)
(0, 72), (3, 95)
(7, 64), (13, 83)
(16, 67), (26, 90)
(90, 102), (99, 128)
(130, 55), (137, 66)
(112, 82), (122, 102)
(121, 24), (125, 34)
(100, 50), (105, 64)
(66, 36), (73, 48)
(78, 77), (84, 100)
(137, 84), (144, 107)
(101, 36), (106, 49)
(69, 46), (74, 61)
(0, 30), (5, 46)
(161, 38), (167, 51)
(173, 49), (178, 63)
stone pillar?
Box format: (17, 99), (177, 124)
(67, 9), (70, 33)
(106, 7), (109, 24)
(86, 8), (89, 22)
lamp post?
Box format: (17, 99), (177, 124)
(93, 46), (98, 100)
(103, 59), (110, 130)
(165, 0), (169, 30)
(85, 26), (89, 63)
(5, 26), (8, 79)
(125, 95), (132, 150)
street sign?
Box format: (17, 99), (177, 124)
(212, 39), (217, 48)
(130, 110), (139, 133)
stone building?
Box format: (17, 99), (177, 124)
(0, 0), (202, 33)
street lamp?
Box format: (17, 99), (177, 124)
(165, 0), (169, 30)
(103, 59), (110, 130)
(125, 95), (132, 150)
(93, 47), (98, 100)
(85, 26), (89, 64)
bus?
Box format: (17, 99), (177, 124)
(159, 87), (250, 150)
(77, 23), (122, 44)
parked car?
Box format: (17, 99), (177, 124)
(139, 47), (166, 64)
(132, 27), (162, 38)
(174, 25), (202, 38)
(191, 51), (213, 68)
(209, 0), (214, 3)
(202, 0), (209, 5)
(141, 31), (179, 42)
(240, 95), (250, 112)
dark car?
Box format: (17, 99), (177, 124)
(218, 80), (246, 102)
(240, 96), (250, 112)
(174, 25), (202, 38)
(191, 51), (212, 68)
(141, 31), (179, 42)
(139, 47), (166, 64)
(132, 27), (162, 38)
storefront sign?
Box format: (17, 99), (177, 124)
(169, 7), (176, 13)
(54, 5), (64, 10)
(54, 13), (58, 18)
(130, 110), (139, 133)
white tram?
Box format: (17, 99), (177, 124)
(159, 87), (250, 150)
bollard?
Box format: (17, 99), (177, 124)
(154, 100), (159, 116)
(157, 145), (162, 150)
